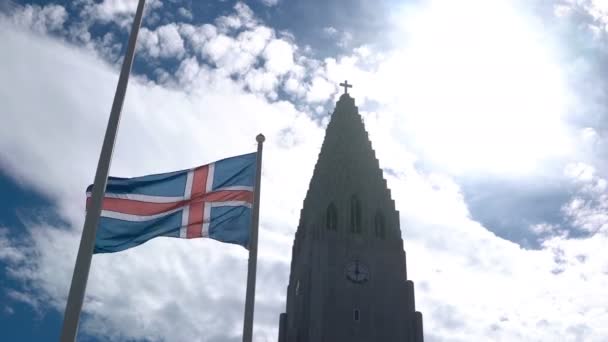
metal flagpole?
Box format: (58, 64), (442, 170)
(243, 134), (265, 342)
(60, 0), (146, 341)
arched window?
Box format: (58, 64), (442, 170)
(374, 211), (385, 239)
(326, 203), (337, 231)
(350, 195), (362, 233)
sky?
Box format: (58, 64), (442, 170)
(0, 0), (607, 341)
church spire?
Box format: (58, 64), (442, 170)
(299, 84), (400, 241)
(278, 84), (423, 342)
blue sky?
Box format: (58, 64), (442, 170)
(1, 0), (608, 341)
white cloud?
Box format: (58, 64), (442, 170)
(554, 4), (574, 17)
(81, 0), (163, 28)
(565, 162), (596, 182)
(530, 223), (563, 237)
(138, 24), (186, 59)
(215, 2), (257, 33)
(7, 4), (67, 33)
(177, 7), (193, 20)
(581, 127), (599, 143)
(263, 39), (295, 75)
(202, 33), (259, 76)
(259, 0), (280, 7)
(175, 12), (298, 100)
(562, 163), (608, 235)
(283, 77), (306, 98)
(238, 26), (274, 56)
(306, 76), (336, 102)
(574, 0), (608, 24)
(179, 23), (217, 52)
(337, 31), (353, 48)
(0, 228), (25, 263)
(322, 26), (353, 48)
(244, 69), (279, 99)
(178, 23), (274, 82)
(323, 26), (338, 36)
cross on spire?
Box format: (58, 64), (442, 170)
(339, 80), (352, 94)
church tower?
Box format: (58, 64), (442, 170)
(277, 82), (424, 342)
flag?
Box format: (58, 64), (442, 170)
(87, 152), (256, 253)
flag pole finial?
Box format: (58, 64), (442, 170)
(256, 134), (265, 143)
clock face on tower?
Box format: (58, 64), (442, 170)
(345, 260), (370, 284)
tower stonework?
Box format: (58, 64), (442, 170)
(277, 91), (424, 342)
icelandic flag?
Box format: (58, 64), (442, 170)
(87, 153), (256, 253)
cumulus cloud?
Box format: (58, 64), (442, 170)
(0, 228), (24, 263)
(565, 162), (596, 183)
(263, 39), (295, 75)
(166, 5), (300, 100)
(79, 0), (163, 28)
(138, 24), (186, 59)
(322, 26), (353, 48)
(322, 26), (338, 36)
(179, 22), (217, 53)
(6, 3), (67, 33)
(177, 7), (193, 21)
(306, 76), (336, 102)
(215, 2), (257, 33)
(562, 163), (608, 235)
(259, 0), (280, 7)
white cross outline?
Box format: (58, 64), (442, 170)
(179, 170), (194, 238)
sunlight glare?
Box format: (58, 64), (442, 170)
(386, 0), (573, 175)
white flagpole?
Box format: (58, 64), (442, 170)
(243, 134), (265, 342)
(60, 1), (146, 341)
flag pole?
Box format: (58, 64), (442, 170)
(243, 133), (265, 342)
(60, 1), (146, 341)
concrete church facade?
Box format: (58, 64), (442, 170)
(277, 85), (424, 342)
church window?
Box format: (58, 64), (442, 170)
(375, 211), (385, 239)
(353, 309), (360, 322)
(350, 195), (362, 233)
(326, 203), (337, 231)
(295, 280), (300, 295)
